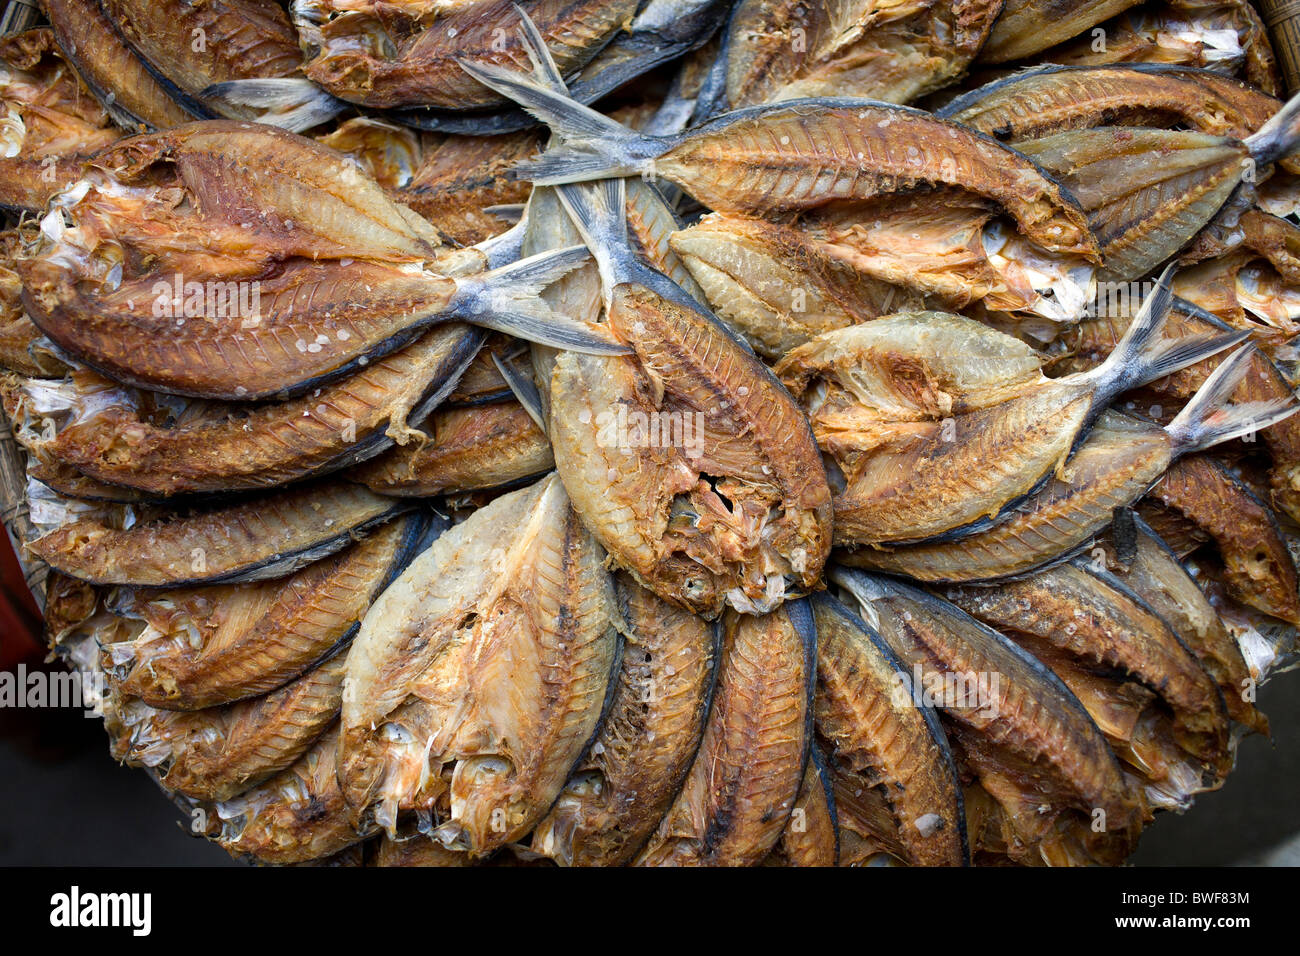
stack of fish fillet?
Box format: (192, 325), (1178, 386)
(3, 0), (1300, 866)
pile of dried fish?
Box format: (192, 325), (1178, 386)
(4, 0), (1300, 867)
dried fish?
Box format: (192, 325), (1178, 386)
(1092, 511), (1267, 733)
(549, 179), (831, 616)
(0, 29), (118, 214)
(19, 121), (621, 400)
(294, 0), (637, 109)
(104, 513), (432, 709)
(942, 64), (1286, 145)
(833, 569), (1143, 865)
(531, 574), (719, 866)
(941, 561), (1234, 800)
(339, 475), (619, 854)
(464, 58), (1099, 259)
(981, 0), (1144, 63)
(27, 480), (410, 587)
(811, 592), (967, 866)
(1150, 453), (1300, 623)
(635, 601), (815, 866)
(353, 398), (553, 496)
(15, 326), (483, 495)
(45, 0), (196, 130)
(846, 346), (1299, 581)
(722, 0), (1004, 108)
(108, 653), (346, 802)
(776, 276), (1240, 546)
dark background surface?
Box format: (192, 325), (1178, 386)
(0, 645), (1297, 865)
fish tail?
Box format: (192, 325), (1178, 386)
(1166, 346), (1300, 454)
(1087, 263), (1247, 400)
(449, 246), (629, 355)
(555, 178), (635, 296)
(457, 41), (663, 185)
(199, 78), (348, 133)
(1247, 89), (1300, 165)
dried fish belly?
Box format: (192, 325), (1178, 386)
(635, 602), (815, 866)
(105, 513), (433, 709)
(340, 475), (619, 854)
(765, 748), (839, 866)
(531, 575), (719, 866)
(28, 481), (409, 586)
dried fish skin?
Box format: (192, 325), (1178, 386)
(27, 326), (482, 495)
(1093, 513), (1267, 734)
(354, 399), (553, 496)
(941, 562), (1233, 784)
(211, 725), (372, 864)
(27, 480), (409, 587)
(371, 835), (472, 867)
(106, 513), (431, 710)
(531, 575), (719, 867)
(340, 475), (619, 854)
(102, 0), (304, 120)
(111, 653), (346, 802)
(315, 117), (426, 192)
(943, 64), (1286, 145)
(811, 593), (967, 866)
(670, 212), (928, 358)
(764, 748), (839, 866)
(1014, 126), (1251, 282)
(0, 229), (67, 378)
(981, 0), (1143, 63)
(833, 569), (1142, 865)
(635, 602), (815, 866)
(0, 29), (119, 214)
(723, 0), (1004, 108)
(296, 0), (637, 109)
(1151, 454), (1300, 624)
(44, 0), (196, 130)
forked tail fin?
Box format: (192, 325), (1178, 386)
(200, 78), (348, 133)
(448, 246), (629, 354)
(1166, 345), (1300, 454)
(1084, 263), (1248, 404)
(1247, 89), (1300, 165)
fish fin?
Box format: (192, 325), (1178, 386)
(1248, 89), (1300, 165)
(199, 78), (348, 133)
(510, 3), (567, 92)
(457, 55), (661, 183)
(555, 178), (633, 301)
(1086, 264), (1247, 399)
(481, 203), (525, 224)
(1166, 346), (1300, 453)
(490, 351), (548, 435)
(450, 246), (629, 355)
